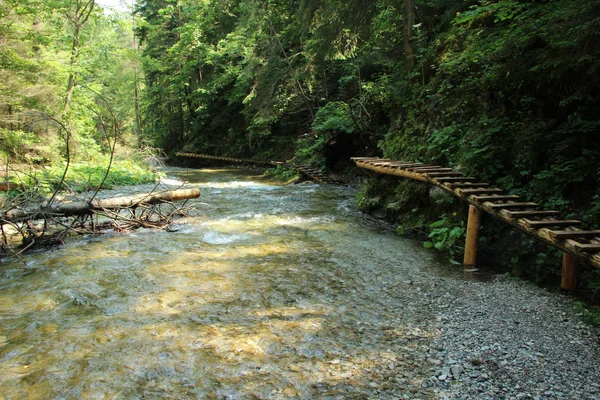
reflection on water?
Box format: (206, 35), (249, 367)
(0, 168), (445, 399)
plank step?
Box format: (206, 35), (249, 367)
(504, 210), (560, 218)
(471, 195), (520, 202)
(404, 165), (436, 171)
(523, 219), (582, 228)
(488, 202), (538, 209)
(459, 188), (504, 195)
(423, 172), (463, 177)
(389, 162), (422, 167)
(414, 167), (454, 173)
(434, 177), (477, 183)
(407, 165), (441, 171)
(445, 182), (489, 188)
(572, 243), (600, 252)
(351, 157), (381, 161)
(549, 230), (600, 240)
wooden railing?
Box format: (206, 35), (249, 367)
(352, 157), (600, 290)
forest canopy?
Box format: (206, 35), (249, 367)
(0, 0), (153, 192)
(135, 0), (599, 220)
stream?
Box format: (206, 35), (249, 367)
(0, 168), (490, 399)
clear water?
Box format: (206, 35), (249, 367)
(0, 168), (448, 399)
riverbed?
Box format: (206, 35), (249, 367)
(0, 168), (598, 399)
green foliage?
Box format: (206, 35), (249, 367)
(133, 0), (600, 289)
(0, 2), (152, 199)
(38, 158), (156, 193)
(312, 102), (355, 135)
(423, 216), (465, 254)
(264, 165), (299, 182)
(573, 301), (600, 328)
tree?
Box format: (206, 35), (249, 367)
(60, 0), (96, 115)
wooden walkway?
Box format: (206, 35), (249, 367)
(175, 152), (338, 184)
(175, 152), (278, 167)
(352, 157), (600, 289)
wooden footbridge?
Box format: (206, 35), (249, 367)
(175, 152), (338, 184)
(352, 157), (600, 290)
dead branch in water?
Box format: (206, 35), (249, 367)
(0, 188), (200, 259)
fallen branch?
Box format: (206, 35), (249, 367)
(2, 188), (200, 223)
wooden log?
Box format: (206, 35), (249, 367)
(561, 252), (578, 290)
(2, 188), (201, 223)
(549, 230), (600, 240)
(464, 205), (482, 267)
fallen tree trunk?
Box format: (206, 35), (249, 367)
(2, 188), (200, 223)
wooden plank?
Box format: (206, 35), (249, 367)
(423, 172), (464, 177)
(388, 162), (423, 167)
(572, 243), (600, 252)
(523, 219), (582, 229)
(446, 182), (490, 188)
(487, 202), (538, 209)
(390, 164), (425, 169)
(351, 157), (381, 161)
(464, 205), (482, 267)
(504, 210), (560, 218)
(435, 177), (476, 182)
(405, 165), (436, 171)
(471, 195), (520, 202)
(562, 253), (578, 290)
(414, 167), (453, 173)
(549, 230), (600, 240)
(459, 188), (503, 195)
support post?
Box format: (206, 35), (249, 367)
(464, 205), (482, 268)
(561, 252), (578, 291)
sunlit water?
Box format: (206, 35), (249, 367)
(0, 168), (450, 399)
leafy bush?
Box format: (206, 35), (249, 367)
(423, 216), (465, 255)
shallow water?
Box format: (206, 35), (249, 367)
(0, 168), (456, 399)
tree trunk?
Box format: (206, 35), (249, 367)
(62, 0), (96, 116)
(62, 30), (80, 115)
(403, 0), (416, 69)
(2, 188), (200, 223)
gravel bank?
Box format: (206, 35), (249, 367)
(420, 275), (600, 400)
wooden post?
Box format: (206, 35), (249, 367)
(561, 252), (578, 290)
(464, 205), (482, 268)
